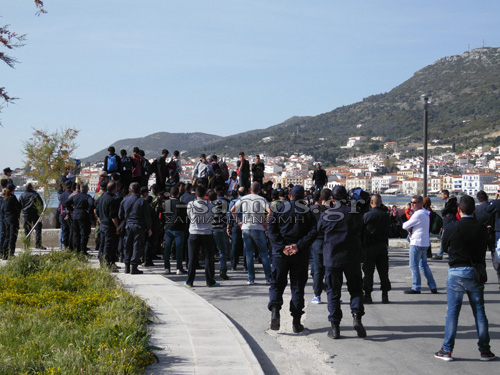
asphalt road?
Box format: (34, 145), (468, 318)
(164, 245), (500, 375)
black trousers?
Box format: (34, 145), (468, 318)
(72, 218), (91, 253)
(100, 222), (118, 264)
(362, 245), (391, 294)
(23, 213), (42, 247)
(2, 220), (19, 256)
(325, 263), (364, 323)
(186, 234), (216, 286)
(268, 253), (309, 318)
(231, 225), (244, 269)
(124, 224), (145, 266)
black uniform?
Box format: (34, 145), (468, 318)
(1, 195), (21, 257)
(362, 206), (391, 295)
(268, 200), (317, 319)
(119, 194), (152, 267)
(95, 191), (120, 265)
(318, 203), (364, 324)
(58, 189), (73, 249)
(19, 189), (44, 248)
(65, 192), (95, 253)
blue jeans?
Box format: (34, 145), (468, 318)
(164, 230), (185, 270)
(213, 231), (228, 272)
(311, 239), (325, 297)
(442, 268), (491, 353)
(242, 229), (271, 282)
(409, 245), (437, 291)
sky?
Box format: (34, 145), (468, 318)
(2, 0), (500, 168)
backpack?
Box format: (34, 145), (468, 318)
(107, 154), (118, 172)
(143, 159), (152, 176)
(121, 156), (132, 174)
(219, 161), (229, 181)
(211, 161), (221, 174)
(253, 163), (264, 179)
(166, 159), (179, 180)
(430, 211), (443, 234)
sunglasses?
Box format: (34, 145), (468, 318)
(411, 202), (418, 204)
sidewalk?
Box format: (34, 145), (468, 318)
(114, 268), (265, 375)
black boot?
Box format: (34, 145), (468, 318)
(353, 315), (367, 338)
(382, 291), (389, 304)
(363, 293), (373, 304)
(220, 270), (229, 280)
(292, 316), (304, 333)
(131, 264), (143, 275)
(125, 263), (131, 274)
(327, 322), (341, 339)
(270, 308), (280, 330)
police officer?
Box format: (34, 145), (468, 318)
(65, 183), (95, 254)
(362, 193), (392, 304)
(119, 182), (152, 274)
(318, 185), (366, 339)
(268, 185), (317, 333)
(95, 182), (120, 271)
(58, 180), (74, 249)
(19, 183), (45, 249)
(1, 183), (21, 259)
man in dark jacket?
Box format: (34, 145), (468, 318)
(312, 163), (328, 192)
(164, 186), (188, 275)
(65, 183), (94, 254)
(268, 185), (317, 333)
(58, 180), (74, 249)
(153, 149), (169, 192)
(251, 155), (265, 185)
(1, 183), (21, 259)
(95, 182), (120, 271)
(362, 194), (391, 304)
(119, 182), (152, 274)
(433, 190), (458, 260)
(434, 195), (495, 361)
(19, 183), (45, 249)
(318, 185), (366, 339)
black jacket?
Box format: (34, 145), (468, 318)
(318, 203), (363, 267)
(65, 193), (95, 221)
(1, 195), (22, 223)
(164, 198), (188, 232)
(268, 200), (317, 258)
(312, 169), (328, 186)
(19, 190), (44, 216)
(95, 192), (120, 226)
(441, 216), (487, 269)
(363, 206), (390, 248)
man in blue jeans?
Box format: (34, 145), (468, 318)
(231, 182), (271, 285)
(434, 195), (495, 361)
(163, 186), (187, 275)
(402, 195), (437, 294)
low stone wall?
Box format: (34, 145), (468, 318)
(18, 228), (97, 249)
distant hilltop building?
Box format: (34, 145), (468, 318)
(344, 136), (366, 148)
(262, 136), (275, 143)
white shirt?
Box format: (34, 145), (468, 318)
(233, 194), (269, 231)
(402, 208), (430, 247)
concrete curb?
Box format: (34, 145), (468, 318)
(114, 269), (265, 375)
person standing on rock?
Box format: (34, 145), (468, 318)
(267, 185), (317, 333)
(317, 185), (366, 339)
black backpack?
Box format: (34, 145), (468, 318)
(166, 159), (179, 180)
(121, 156), (132, 174)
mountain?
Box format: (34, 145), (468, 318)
(189, 47), (500, 164)
(82, 132), (222, 163)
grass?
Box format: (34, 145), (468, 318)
(0, 251), (156, 374)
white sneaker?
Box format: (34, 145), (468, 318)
(311, 296), (321, 304)
(247, 280), (255, 285)
(176, 269), (186, 275)
(164, 269), (171, 275)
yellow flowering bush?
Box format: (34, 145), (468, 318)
(0, 251), (156, 374)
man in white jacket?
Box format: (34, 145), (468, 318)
(402, 195), (438, 294)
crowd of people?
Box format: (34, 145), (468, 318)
(1, 147), (499, 361)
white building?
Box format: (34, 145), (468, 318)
(345, 176), (372, 192)
(484, 181), (500, 196)
(371, 175), (397, 193)
(264, 164), (283, 174)
(402, 178), (424, 196)
(462, 173), (495, 196)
